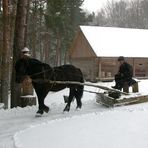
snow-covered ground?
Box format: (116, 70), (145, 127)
(1, 80), (148, 148)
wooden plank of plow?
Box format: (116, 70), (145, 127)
(96, 93), (116, 107)
(97, 93), (148, 107)
(115, 95), (148, 107)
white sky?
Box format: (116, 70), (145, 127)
(82, 0), (129, 13)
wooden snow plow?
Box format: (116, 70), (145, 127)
(96, 93), (148, 107)
(96, 81), (148, 107)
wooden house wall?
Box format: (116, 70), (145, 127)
(99, 57), (148, 80)
(69, 30), (96, 58)
(70, 57), (98, 81)
(71, 57), (148, 81)
(133, 58), (148, 77)
(99, 57), (117, 78)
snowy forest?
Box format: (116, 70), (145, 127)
(0, 0), (148, 109)
(93, 0), (148, 28)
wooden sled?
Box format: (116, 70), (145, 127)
(96, 93), (148, 107)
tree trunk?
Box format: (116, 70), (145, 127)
(44, 33), (50, 64)
(39, 2), (43, 61)
(24, 0), (30, 47)
(11, 0), (29, 108)
(55, 31), (61, 66)
(64, 49), (68, 64)
(1, 0), (11, 108)
(0, 29), (2, 103)
(0, 0), (2, 12)
(31, 0), (37, 58)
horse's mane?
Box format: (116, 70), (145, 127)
(29, 58), (51, 70)
(29, 58), (43, 65)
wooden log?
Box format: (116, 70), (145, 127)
(20, 95), (36, 107)
(21, 76), (33, 95)
(21, 76), (36, 107)
(123, 82), (139, 93)
(132, 82), (139, 93)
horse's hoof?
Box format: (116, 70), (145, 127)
(35, 110), (43, 117)
(63, 106), (70, 112)
(43, 106), (50, 113)
(63, 109), (70, 112)
(76, 106), (81, 111)
(35, 113), (42, 117)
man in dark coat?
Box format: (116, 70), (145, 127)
(112, 56), (135, 90)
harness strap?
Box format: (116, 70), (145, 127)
(49, 68), (56, 89)
(31, 67), (56, 90)
(42, 66), (46, 80)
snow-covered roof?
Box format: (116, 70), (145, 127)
(80, 26), (148, 58)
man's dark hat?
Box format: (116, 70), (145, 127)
(118, 56), (124, 61)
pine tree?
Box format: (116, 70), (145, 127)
(11, 0), (30, 107)
(1, 0), (11, 108)
(45, 0), (85, 66)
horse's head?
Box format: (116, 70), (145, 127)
(15, 58), (30, 83)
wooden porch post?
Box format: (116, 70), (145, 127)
(133, 58), (136, 77)
(98, 58), (102, 80)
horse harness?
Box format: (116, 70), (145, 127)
(23, 59), (82, 89)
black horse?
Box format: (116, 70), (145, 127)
(15, 57), (84, 116)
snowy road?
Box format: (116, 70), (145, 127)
(0, 88), (107, 148)
(1, 80), (148, 148)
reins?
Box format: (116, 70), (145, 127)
(30, 80), (129, 95)
(29, 69), (53, 77)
